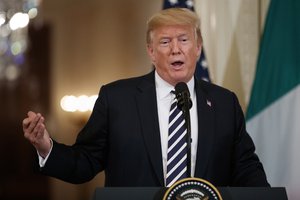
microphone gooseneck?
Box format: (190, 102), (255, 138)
(174, 82), (192, 178)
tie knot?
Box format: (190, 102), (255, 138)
(170, 90), (176, 101)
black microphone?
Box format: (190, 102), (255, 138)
(174, 82), (192, 178)
(174, 82), (192, 111)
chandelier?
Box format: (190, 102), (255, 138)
(0, 0), (41, 82)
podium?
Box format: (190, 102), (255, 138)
(92, 187), (288, 200)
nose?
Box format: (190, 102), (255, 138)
(171, 40), (181, 55)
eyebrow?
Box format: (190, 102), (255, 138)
(158, 33), (189, 39)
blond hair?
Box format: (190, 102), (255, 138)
(146, 8), (202, 44)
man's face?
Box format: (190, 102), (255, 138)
(147, 25), (201, 86)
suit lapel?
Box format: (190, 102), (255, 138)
(194, 79), (215, 177)
(135, 72), (164, 186)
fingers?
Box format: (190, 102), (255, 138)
(23, 112), (45, 143)
(22, 111), (37, 129)
(22, 111), (51, 156)
(35, 117), (46, 140)
(27, 111), (36, 119)
(26, 113), (42, 134)
(31, 122), (46, 146)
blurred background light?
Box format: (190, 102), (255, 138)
(11, 41), (23, 55)
(60, 95), (98, 113)
(0, 13), (5, 27)
(77, 95), (90, 112)
(9, 12), (30, 30)
(0, 40), (8, 55)
(61, 95), (77, 112)
(0, 24), (11, 37)
(28, 8), (38, 19)
(5, 64), (20, 81)
(0, 0), (41, 82)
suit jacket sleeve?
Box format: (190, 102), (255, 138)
(39, 85), (109, 184)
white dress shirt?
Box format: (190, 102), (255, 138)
(155, 71), (198, 186)
(38, 139), (53, 167)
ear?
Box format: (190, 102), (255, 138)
(196, 41), (202, 58)
(147, 44), (156, 64)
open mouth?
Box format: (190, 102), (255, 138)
(171, 61), (184, 68)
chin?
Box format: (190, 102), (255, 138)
(171, 77), (188, 85)
(172, 73), (190, 82)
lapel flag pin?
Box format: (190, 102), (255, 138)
(206, 99), (212, 107)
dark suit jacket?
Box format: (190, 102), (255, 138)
(41, 71), (269, 187)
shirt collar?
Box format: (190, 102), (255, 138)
(155, 70), (195, 100)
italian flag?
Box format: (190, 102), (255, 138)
(246, 0), (300, 199)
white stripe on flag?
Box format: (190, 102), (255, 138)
(247, 85), (300, 199)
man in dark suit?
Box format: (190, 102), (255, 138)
(22, 8), (269, 187)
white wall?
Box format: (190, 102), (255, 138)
(196, 0), (270, 109)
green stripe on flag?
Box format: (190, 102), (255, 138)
(246, 0), (300, 120)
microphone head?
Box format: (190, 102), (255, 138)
(174, 82), (192, 110)
(175, 82), (189, 96)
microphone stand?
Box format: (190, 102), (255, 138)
(175, 82), (192, 178)
(182, 100), (192, 178)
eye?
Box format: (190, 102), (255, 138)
(179, 37), (189, 43)
(159, 39), (170, 46)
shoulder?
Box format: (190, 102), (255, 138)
(98, 71), (154, 96)
(108, 72), (152, 88)
(195, 79), (241, 110)
(196, 79), (235, 99)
